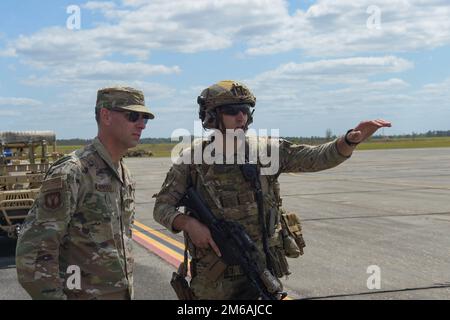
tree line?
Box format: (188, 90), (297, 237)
(56, 130), (450, 146)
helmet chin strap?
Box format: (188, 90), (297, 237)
(216, 112), (225, 133)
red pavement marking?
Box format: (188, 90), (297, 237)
(133, 232), (181, 269)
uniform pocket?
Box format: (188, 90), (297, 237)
(268, 244), (291, 278)
(281, 212), (306, 256)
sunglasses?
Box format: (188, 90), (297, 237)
(111, 109), (150, 124)
(219, 104), (251, 116)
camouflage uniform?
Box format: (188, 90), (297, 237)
(16, 87), (153, 300)
(16, 138), (135, 300)
(153, 80), (351, 300)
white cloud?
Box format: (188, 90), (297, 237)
(416, 77), (450, 110)
(246, 56), (413, 100)
(83, 1), (116, 11)
(121, 0), (147, 7)
(0, 97), (42, 107)
(0, 48), (16, 57)
(0, 110), (20, 116)
(52, 60), (181, 80)
(421, 77), (450, 94)
(234, 54), (450, 136)
(251, 56), (412, 83)
(13, 27), (107, 67)
(247, 0), (450, 56)
(68, 81), (175, 111)
(2, 0), (450, 68)
(83, 1), (130, 20)
(19, 60), (180, 88)
(238, 56), (417, 127)
(5, 0), (287, 67)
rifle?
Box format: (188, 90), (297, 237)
(180, 186), (286, 300)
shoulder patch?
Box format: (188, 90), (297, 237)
(43, 191), (63, 210)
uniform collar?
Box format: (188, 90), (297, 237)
(92, 137), (124, 184)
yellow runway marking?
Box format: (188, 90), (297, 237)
(133, 229), (184, 262)
(134, 220), (185, 250)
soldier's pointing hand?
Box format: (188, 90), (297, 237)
(347, 119), (392, 144)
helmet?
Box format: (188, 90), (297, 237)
(198, 80), (256, 129)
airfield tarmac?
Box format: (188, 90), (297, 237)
(1, 147), (449, 299)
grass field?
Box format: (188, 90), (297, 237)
(54, 137), (450, 157)
(356, 137), (450, 150)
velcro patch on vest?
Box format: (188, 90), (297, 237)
(41, 176), (63, 193)
(95, 183), (115, 193)
(43, 191), (63, 210)
(220, 191), (255, 208)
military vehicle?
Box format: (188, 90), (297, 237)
(125, 148), (153, 157)
(0, 131), (58, 239)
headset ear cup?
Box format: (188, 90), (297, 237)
(197, 95), (206, 106)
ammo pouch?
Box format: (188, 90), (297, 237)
(268, 245), (291, 278)
(170, 235), (196, 300)
(170, 261), (195, 300)
(281, 212), (306, 258)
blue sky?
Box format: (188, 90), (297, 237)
(1, 0), (449, 139)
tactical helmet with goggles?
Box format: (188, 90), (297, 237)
(197, 80), (256, 129)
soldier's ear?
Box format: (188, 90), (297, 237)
(100, 108), (113, 126)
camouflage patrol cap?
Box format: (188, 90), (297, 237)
(96, 86), (155, 119)
(198, 80), (256, 129)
